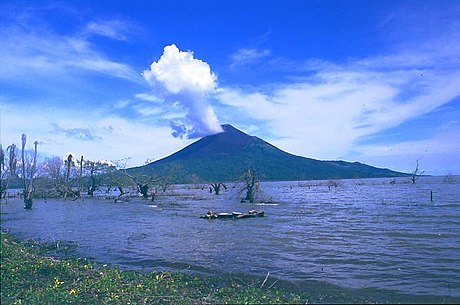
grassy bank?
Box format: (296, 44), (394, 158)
(1, 232), (309, 304)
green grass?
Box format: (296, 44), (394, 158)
(1, 232), (306, 304)
(4, 232), (451, 304)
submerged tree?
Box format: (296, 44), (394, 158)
(41, 156), (66, 196)
(63, 154), (79, 199)
(83, 159), (116, 197)
(0, 145), (4, 199)
(210, 182), (227, 195)
(77, 155), (84, 197)
(20, 134), (38, 209)
(149, 165), (180, 202)
(126, 173), (152, 199)
(148, 176), (173, 202)
(7, 144), (18, 179)
(39, 154), (79, 199)
(0, 144), (19, 200)
(111, 158), (130, 196)
(411, 159), (426, 184)
(122, 171), (175, 202)
(114, 162), (179, 202)
(240, 168), (259, 203)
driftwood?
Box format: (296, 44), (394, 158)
(200, 210), (264, 220)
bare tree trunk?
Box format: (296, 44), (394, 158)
(26, 141), (38, 200)
(88, 175), (96, 197)
(124, 172), (151, 198)
(8, 144), (17, 178)
(64, 154), (74, 199)
(210, 182), (226, 195)
(411, 159), (425, 184)
(21, 134), (26, 190)
(21, 134), (33, 209)
(77, 155), (83, 199)
(138, 183), (149, 198)
(0, 145), (4, 199)
(86, 161), (96, 197)
(115, 186), (126, 202)
(241, 169), (258, 203)
(3, 144), (18, 201)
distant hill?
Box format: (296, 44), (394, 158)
(129, 124), (408, 183)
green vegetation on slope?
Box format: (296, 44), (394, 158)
(133, 124), (408, 183)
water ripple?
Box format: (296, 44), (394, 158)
(1, 176), (459, 299)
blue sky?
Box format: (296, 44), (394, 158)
(1, 0), (459, 175)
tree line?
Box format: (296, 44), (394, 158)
(0, 135), (175, 209)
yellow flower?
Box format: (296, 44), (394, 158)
(53, 277), (64, 287)
(69, 289), (77, 295)
(137, 283), (143, 289)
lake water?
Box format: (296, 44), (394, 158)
(2, 176), (460, 302)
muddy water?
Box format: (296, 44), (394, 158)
(2, 176), (459, 301)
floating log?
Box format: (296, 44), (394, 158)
(200, 210), (264, 219)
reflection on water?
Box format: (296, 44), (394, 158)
(2, 176), (460, 301)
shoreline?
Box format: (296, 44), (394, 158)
(2, 231), (458, 304)
(3, 184), (459, 305)
(0, 231), (310, 304)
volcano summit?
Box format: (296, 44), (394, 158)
(131, 124), (407, 183)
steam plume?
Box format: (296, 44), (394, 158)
(143, 44), (223, 138)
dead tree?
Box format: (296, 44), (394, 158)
(107, 158), (134, 202)
(39, 153), (79, 200)
(41, 156), (67, 197)
(107, 159), (177, 203)
(84, 160), (116, 197)
(411, 159), (425, 184)
(210, 182), (227, 195)
(77, 155), (84, 198)
(114, 186), (127, 202)
(7, 144), (18, 178)
(87, 163), (98, 197)
(124, 172), (172, 201)
(138, 182), (150, 198)
(1, 144), (19, 200)
(241, 169), (259, 203)
(63, 154), (79, 199)
(65, 154), (73, 183)
(120, 172), (152, 198)
(148, 170), (176, 202)
(0, 145), (4, 199)
(21, 135), (38, 209)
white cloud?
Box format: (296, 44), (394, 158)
(130, 104), (164, 117)
(50, 123), (101, 141)
(230, 48), (271, 67)
(359, 133), (460, 157)
(84, 19), (135, 41)
(0, 23), (141, 83)
(143, 44), (217, 94)
(142, 44), (223, 138)
(134, 93), (163, 103)
(216, 48), (460, 172)
(0, 102), (191, 167)
(355, 126), (460, 174)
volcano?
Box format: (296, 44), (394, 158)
(130, 124), (407, 183)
